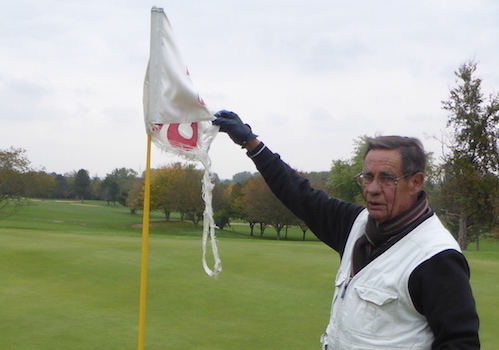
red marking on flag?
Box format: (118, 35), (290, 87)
(167, 123), (198, 150)
(152, 124), (163, 132)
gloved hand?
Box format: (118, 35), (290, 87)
(213, 110), (258, 146)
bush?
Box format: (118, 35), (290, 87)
(214, 210), (231, 230)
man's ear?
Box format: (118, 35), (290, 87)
(410, 172), (425, 194)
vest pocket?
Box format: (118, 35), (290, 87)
(332, 271), (351, 308)
(345, 286), (399, 338)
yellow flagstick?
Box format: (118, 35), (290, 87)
(138, 134), (152, 350)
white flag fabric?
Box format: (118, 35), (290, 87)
(143, 7), (221, 277)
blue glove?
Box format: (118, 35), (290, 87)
(213, 110), (258, 146)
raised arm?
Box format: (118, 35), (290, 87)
(213, 110), (364, 253)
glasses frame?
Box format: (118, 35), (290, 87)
(355, 172), (416, 188)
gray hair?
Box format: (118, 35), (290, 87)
(363, 136), (426, 175)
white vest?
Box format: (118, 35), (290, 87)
(321, 209), (461, 350)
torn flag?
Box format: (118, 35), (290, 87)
(143, 7), (221, 277)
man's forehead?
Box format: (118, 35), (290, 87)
(363, 149), (402, 172)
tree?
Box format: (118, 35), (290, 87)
(150, 163), (205, 227)
(304, 171), (332, 195)
(327, 137), (365, 205)
(126, 178), (144, 214)
(438, 60), (499, 249)
(89, 177), (103, 200)
(327, 159), (363, 204)
(176, 164), (204, 227)
(24, 171), (57, 198)
(0, 147), (32, 216)
(150, 166), (176, 221)
(212, 180), (231, 213)
(241, 176), (297, 240)
(241, 176), (272, 236)
(212, 180), (232, 230)
(74, 169), (91, 202)
(101, 176), (120, 205)
(297, 221), (309, 241)
(232, 171), (254, 184)
(228, 182), (247, 221)
(108, 168), (139, 206)
(51, 173), (71, 199)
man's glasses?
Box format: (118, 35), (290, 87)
(355, 172), (416, 188)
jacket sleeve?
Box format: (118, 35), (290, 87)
(409, 249), (480, 349)
(248, 143), (364, 254)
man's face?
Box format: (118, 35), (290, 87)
(362, 149), (421, 224)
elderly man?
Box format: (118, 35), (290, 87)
(213, 110), (480, 349)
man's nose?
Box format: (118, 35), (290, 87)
(364, 179), (382, 193)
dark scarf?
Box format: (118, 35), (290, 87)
(351, 191), (432, 275)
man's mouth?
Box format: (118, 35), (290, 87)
(367, 201), (385, 210)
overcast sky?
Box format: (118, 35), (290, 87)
(1, 0), (498, 180)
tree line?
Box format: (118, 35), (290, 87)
(0, 145), (328, 240)
(1, 60), (498, 249)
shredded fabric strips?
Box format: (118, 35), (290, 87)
(143, 7), (222, 277)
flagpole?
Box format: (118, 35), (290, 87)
(138, 133), (152, 350)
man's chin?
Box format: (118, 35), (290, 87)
(367, 208), (388, 223)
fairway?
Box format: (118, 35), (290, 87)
(0, 200), (497, 349)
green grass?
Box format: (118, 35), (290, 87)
(464, 250), (499, 348)
(0, 200), (497, 349)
